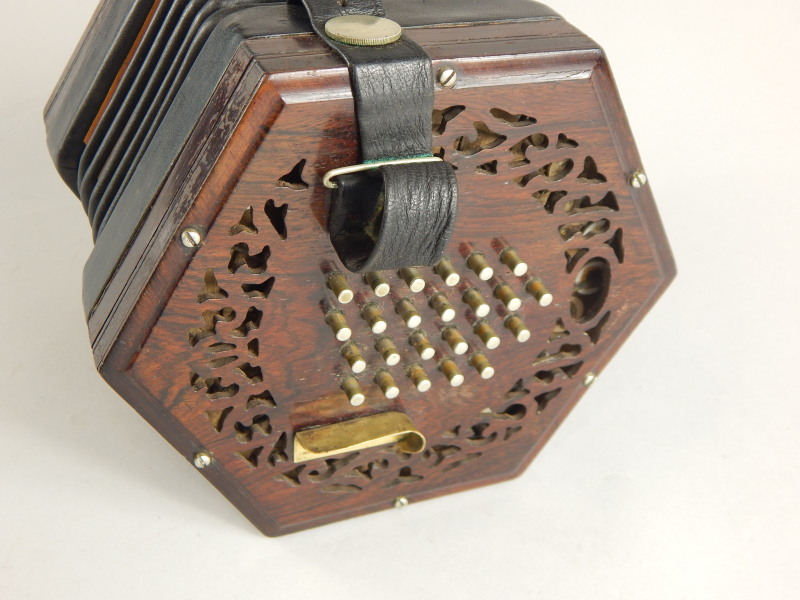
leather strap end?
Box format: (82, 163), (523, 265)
(329, 161), (458, 273)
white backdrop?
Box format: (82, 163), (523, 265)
(1, 1), (798, 598)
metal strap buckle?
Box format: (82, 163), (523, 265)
(322, 156), (443, 189)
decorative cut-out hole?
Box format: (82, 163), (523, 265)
(564, 192), (619, 215)
(205, 407), (233, 433)
(236, 446), (263, 468)
(383, 446), (414, 462)
(454, 121), (507, 156)
(432, 105), (466, 135)
(190, 372), (204, 390)
(229, 207), (258, 236)
(492, 404), (527, 420)
(534, 189), (568, 212)
(571, 258), (611, 323)
(242, 277), (275, 299)
(558, 219), (611, 241)
(505, 379), (530, 401)
(201, 375), (237, 395)
(476, 160), (498, 175)
(266, 433), (288, 467)
(277, 465), (305, 487)
(250, 415), (272, 436)
(322, 484), (363, 494)
(509, 134), (549, 168)
(605, 229), (625, 264)
(466, 423), (498, 446)
(232, 307), (263, 338)
(308, 453), (360, 482)
(532, 344), (582, 367)
(533, 362), (584, 383)
(442, 452), (482, 472)
(585, 311), (611, 345)
(353, 459), (389, 480)
(203, 377), (240, 400)
(443, 426), (461, 439)
(577, 156), (607, 184)
(504, 426), (522, 441)
(433, 146), (445, 159)
(188, 308), (235, 346)
(197, 269), (228, 304)
(246, 390), (276, 409)
(430, 445), (461, 467)
(235, 362), (263, 384)
(535, 388), (563, 414)
(386, 466), (424, 487)
(513, 171), (539, 188)
(228, 243), (270, 274)
(265, 199), (288, 239)
(247, 339), (259, 357)
(549, 318), (570, 342)
(557, 133), (579, 149)
(490, 108), (537, 127)
(277, 159), (309, 190)
(565, 248), (590, 274)
(540, 158), (574, 182)
(207, 355), (237, 369)
(234, 415), (271, 443)
(234, 422), (253, 443)
(207, 342), (236, 354)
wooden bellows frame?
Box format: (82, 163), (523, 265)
(44, 0), (675, 536)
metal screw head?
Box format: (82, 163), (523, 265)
(181, 227), (203, 248)
(193, 451), (212, 469)
(630, 170), (648, 189)
(437, 67), (458, 88)
(394, 496), (410, 509)
(583, 372), (598, 387)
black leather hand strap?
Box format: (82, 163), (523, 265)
(294, 0), (458, 272)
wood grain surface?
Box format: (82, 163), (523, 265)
(83, 21), (674, 536)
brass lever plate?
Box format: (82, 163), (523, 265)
(294, 412), (426, 463)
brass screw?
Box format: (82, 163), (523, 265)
(439, 358), (465, 387)
(442, 327), (469, 355)
(326, 310), (352, 342)
(630, 170), (648, 189)
(180, 227), (203, 248)
(361, 303), (388, 334)
(474, 320), (501, 350)
(494, 282), (522, 311)
(407, 364), (432, 392)
(467, 252), (494, 281)
(341, 342), (367, 374)
(470, 353), (495, 379)
(437, 67), (458, 88)
(504, 315), (531, 343)
(327, 272), (354, 304)
(394, 496), (410, 509)
(430, 292), (456, 322)
(365, 272), (391, 297)
(375, 369), (400, 399)
(500, 248), (529, 277)
(583, 372), (598, 387)
(435, 258), (461, 286)
(398, 268), (426, 293)
(526, 277), (554, 307)
(376, 337), (401, 366)
(193, 451), (212, 469)
(396, 298), (422, 328)
(341, 376), (366, 407)
(463, 287), (491, 318)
